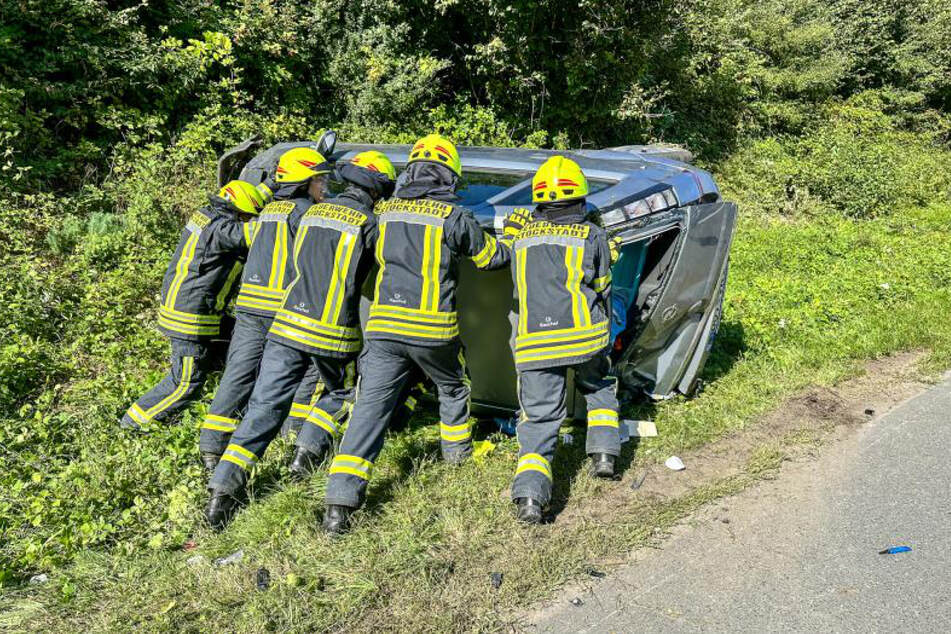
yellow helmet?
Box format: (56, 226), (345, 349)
(408, 133), (462, 176)
(275, 147), (331, 184)
(350, 150), (397, 181)
(218, 180), (266, 215)
(532, 155), (589, 203)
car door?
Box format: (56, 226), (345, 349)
(620, 201), (737, 398)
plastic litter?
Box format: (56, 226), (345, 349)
(587, 569), (606, 578)
(186, 554), (208, 567)
(864, 408), (875, 416)
(256, 568), (270, 590)
(473, 440), (496, 463)
(490, 572), (503, 589)
(214, 549), (244, 567)
(570, 597), (584, 607)
(665, 456), (686, 471)
(494, 416), (518, 436)
(879, 546), (912, 555)
(621, 420), (657, 443)
(29, 573), (49, 585)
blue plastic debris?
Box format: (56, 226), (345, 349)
(494, 416), (518, 436)
(878, 546), (912, 554)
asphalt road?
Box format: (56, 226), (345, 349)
(529, 376), (951, 633)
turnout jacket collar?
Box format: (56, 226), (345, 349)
(393, 162), (458, 202)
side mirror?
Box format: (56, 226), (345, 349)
(316, 130), (337, 158)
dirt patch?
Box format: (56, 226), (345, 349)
(552, 350), (932, 529)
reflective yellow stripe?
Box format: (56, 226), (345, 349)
(293, 225), (309, 267)
(239, 283), (285, 298)
(516, 248), (529, 335)
(515, 334), (609, 364)
(268, 222), (287, 289)
(515, 453), (552, 480)
(158, 306), (221, 324)
(275, 309), (360, 339)
(289, 403), (311, 419)
(201, 414), (238, 432)
(306, 407), (339, 436)
(235, 296), (283, 312)
(515, 322), (609, 348)
(164, 232), (200, 310)
(144, 357), (194, 419)
(365, 320), (459, 339)
(592, 273), (611, 293)
(439, 421), (471, 442)
(369, 304), (457, 324)
(225, 443), (257, 460)
(420, 225), (434, 311)
(565, 246), (586, 327)
(587, 408), (619, 428)
(373, 221), (387, 300)
(329, 454), (373, 480)
(158, 316), (220, 336)
(321, 232), (357, 325)
(126, 403), (149, 425)
(221, 454), (250, 469)
(243, 221), (256, 247)
(214, 262), (243, 311)
(268, 323), (362, 353)
(472, 234), (498, 269)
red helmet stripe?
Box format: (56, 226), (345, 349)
(533, 182), (547, 191)
(434, 145), (451, 155)
(557, 179), (578, 186)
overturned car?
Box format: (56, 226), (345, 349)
(218, 133), (737, 416)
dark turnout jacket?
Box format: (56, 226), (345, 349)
(364, 163), (510, 346)
(268, 187), (379, 358)
(157, 198), (252, 341)
(234, 184), (312, 317)
(506, 201), (613, 371)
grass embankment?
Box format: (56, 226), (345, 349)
(4, 197), (950, 631)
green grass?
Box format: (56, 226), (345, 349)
(4, 201), (951, 632)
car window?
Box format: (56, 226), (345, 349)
(495, 178), (614, 206)
(455, 171), (532, 207)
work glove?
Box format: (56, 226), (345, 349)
(503, 207), (532, 240)
(608, 236), (622, 264)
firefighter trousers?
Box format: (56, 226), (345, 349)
(512, 353), (621, 506)
(198, 312), (321, 455)
(208, 340), (350, 494)
(121, 338), (214, 430)
(325, 339), (471, 509)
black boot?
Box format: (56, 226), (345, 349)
(200, 453), (220, 473)
(205, 491), (241, 531)
(289, 445), (327, 481)
(514, 497), (544, 525)
(322, 504), (355, 535)
(590, 453), (616, 479)
(442, 443), (473, 466)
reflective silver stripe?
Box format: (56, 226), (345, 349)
(514, 234), (586, 250)
(301, 215), (361, 235)
(379, 212), (446, 227)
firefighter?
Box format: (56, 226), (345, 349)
(321, 133), (510, 534)
(504, 156), (621, 524)
(197, 147), (329, 471)
(204, 151), (398, 529)
(120, 180), (265, 431)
